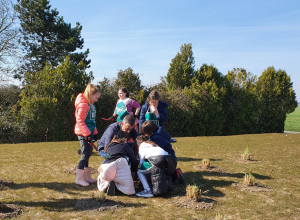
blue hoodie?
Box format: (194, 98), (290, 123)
(150, 126), (176, 160)
(139, 101), (169, 131)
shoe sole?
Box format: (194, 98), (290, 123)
(136, 194), (153, 198)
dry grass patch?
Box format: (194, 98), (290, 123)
(1, 134), (300, 219)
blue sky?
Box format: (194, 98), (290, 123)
(50, 0), (300, 100)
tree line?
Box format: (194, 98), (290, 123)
(0, 0), (297, 143)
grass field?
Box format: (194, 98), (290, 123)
(285, 106), (300, 132)
(1, 133), (300, 219)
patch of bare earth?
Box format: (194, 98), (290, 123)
(231, 182), (272, 192)
(0, 179), (13, 190)
(235, 158), (258, 164)
(75, 198), (124, 212)
(0, 179), (23, 219)
(0, 203), (22, 219)
(193, 165), (225, 173)
(173, 196), (216, 210)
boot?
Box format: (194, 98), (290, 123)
(84, 167), (97, 183)
(75, 169), (89, 186)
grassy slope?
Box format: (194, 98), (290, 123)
(1, 133), (300, 219)
(285, 106), (300, 132)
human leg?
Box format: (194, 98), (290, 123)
(76, 136), (92, 186)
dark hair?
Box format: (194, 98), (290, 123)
(133, 135), (157, 155)
(122, 115), (135, 126)
(119, 87), (129, 97)
(141, 120), (158, 136)
(147, 90), (160, 102)
(105, 133), (124, 152)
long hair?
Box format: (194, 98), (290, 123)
(141, 120), (158, 137)
(83, 83), (101, 105)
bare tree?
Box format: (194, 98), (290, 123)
(0, 0), (20, 83)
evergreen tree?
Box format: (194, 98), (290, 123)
(19, 56), (90, 142)
(114, 67), (143, 100)
(15, 0), (90, 79)
(256, 66), (297, 133)
(223, 68), (259, 135)
(166, 43), (195, 91)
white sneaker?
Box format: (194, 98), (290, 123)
(136, 189), (153, 197)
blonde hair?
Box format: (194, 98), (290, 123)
(83, 83), (101, 104)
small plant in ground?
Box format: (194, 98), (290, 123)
(92, 190), (106, 202)
(215, 211), (226, 220)
(202, 159), (210, 169)
(242, 168), (255, 186)
(241, 146), (250, 160)
(186, 183), (202, 202)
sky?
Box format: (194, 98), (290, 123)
(49, 0), (300, 101)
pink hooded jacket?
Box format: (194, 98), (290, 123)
(74, 93), (98, 137)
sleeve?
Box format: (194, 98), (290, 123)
(130, 126), (139, 141)
(76, 103), (91, 137)
(131, 99), (141, 109)
(157, 104), (168, 124)
(139, 103), (148, 131)
(125, 145), (139, 172)
(151, 135), (175, 158)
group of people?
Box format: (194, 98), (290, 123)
(74, 84), (184, 198)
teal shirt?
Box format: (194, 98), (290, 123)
(85, 104), (96, 136)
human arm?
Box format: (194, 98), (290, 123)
(156, 102), (168, 124)
(124, 144), (139, 172)
(151, 135), (176, 159)
(138, 103), (148, 131)
(75, 103), (91, 137)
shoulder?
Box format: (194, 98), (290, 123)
(75, 93), (88, 107)
(158, 101), (169, 108)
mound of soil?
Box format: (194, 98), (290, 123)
(0, 203), (22, 219)
(232, 182), (272, 192)
(193, 165), (225, 173)
(173, 196), (216, 210)
(75, 198), (123, 212)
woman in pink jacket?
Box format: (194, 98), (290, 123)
(74, 83), (101, 186)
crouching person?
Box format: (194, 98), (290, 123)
(97, 134), (138, 196)
(135, 135), (177, 197)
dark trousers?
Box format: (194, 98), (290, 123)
(77, 136), (93, 169)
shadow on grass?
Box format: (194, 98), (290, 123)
(201, 171), (272, 180)
(16, 198), (146, 212)
(177, 157), (223, 162)
(166, 171), (235, 198)
(11, 182), (98, 195)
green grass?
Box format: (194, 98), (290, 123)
(1, 133), (300, 219)
(285, 106), (300, 132)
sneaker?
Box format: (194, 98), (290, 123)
(169, 138), (177, 143)
(106, 181), (115, 196)
(176, 168), (184, 184)
(136, 189), (153, 198)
